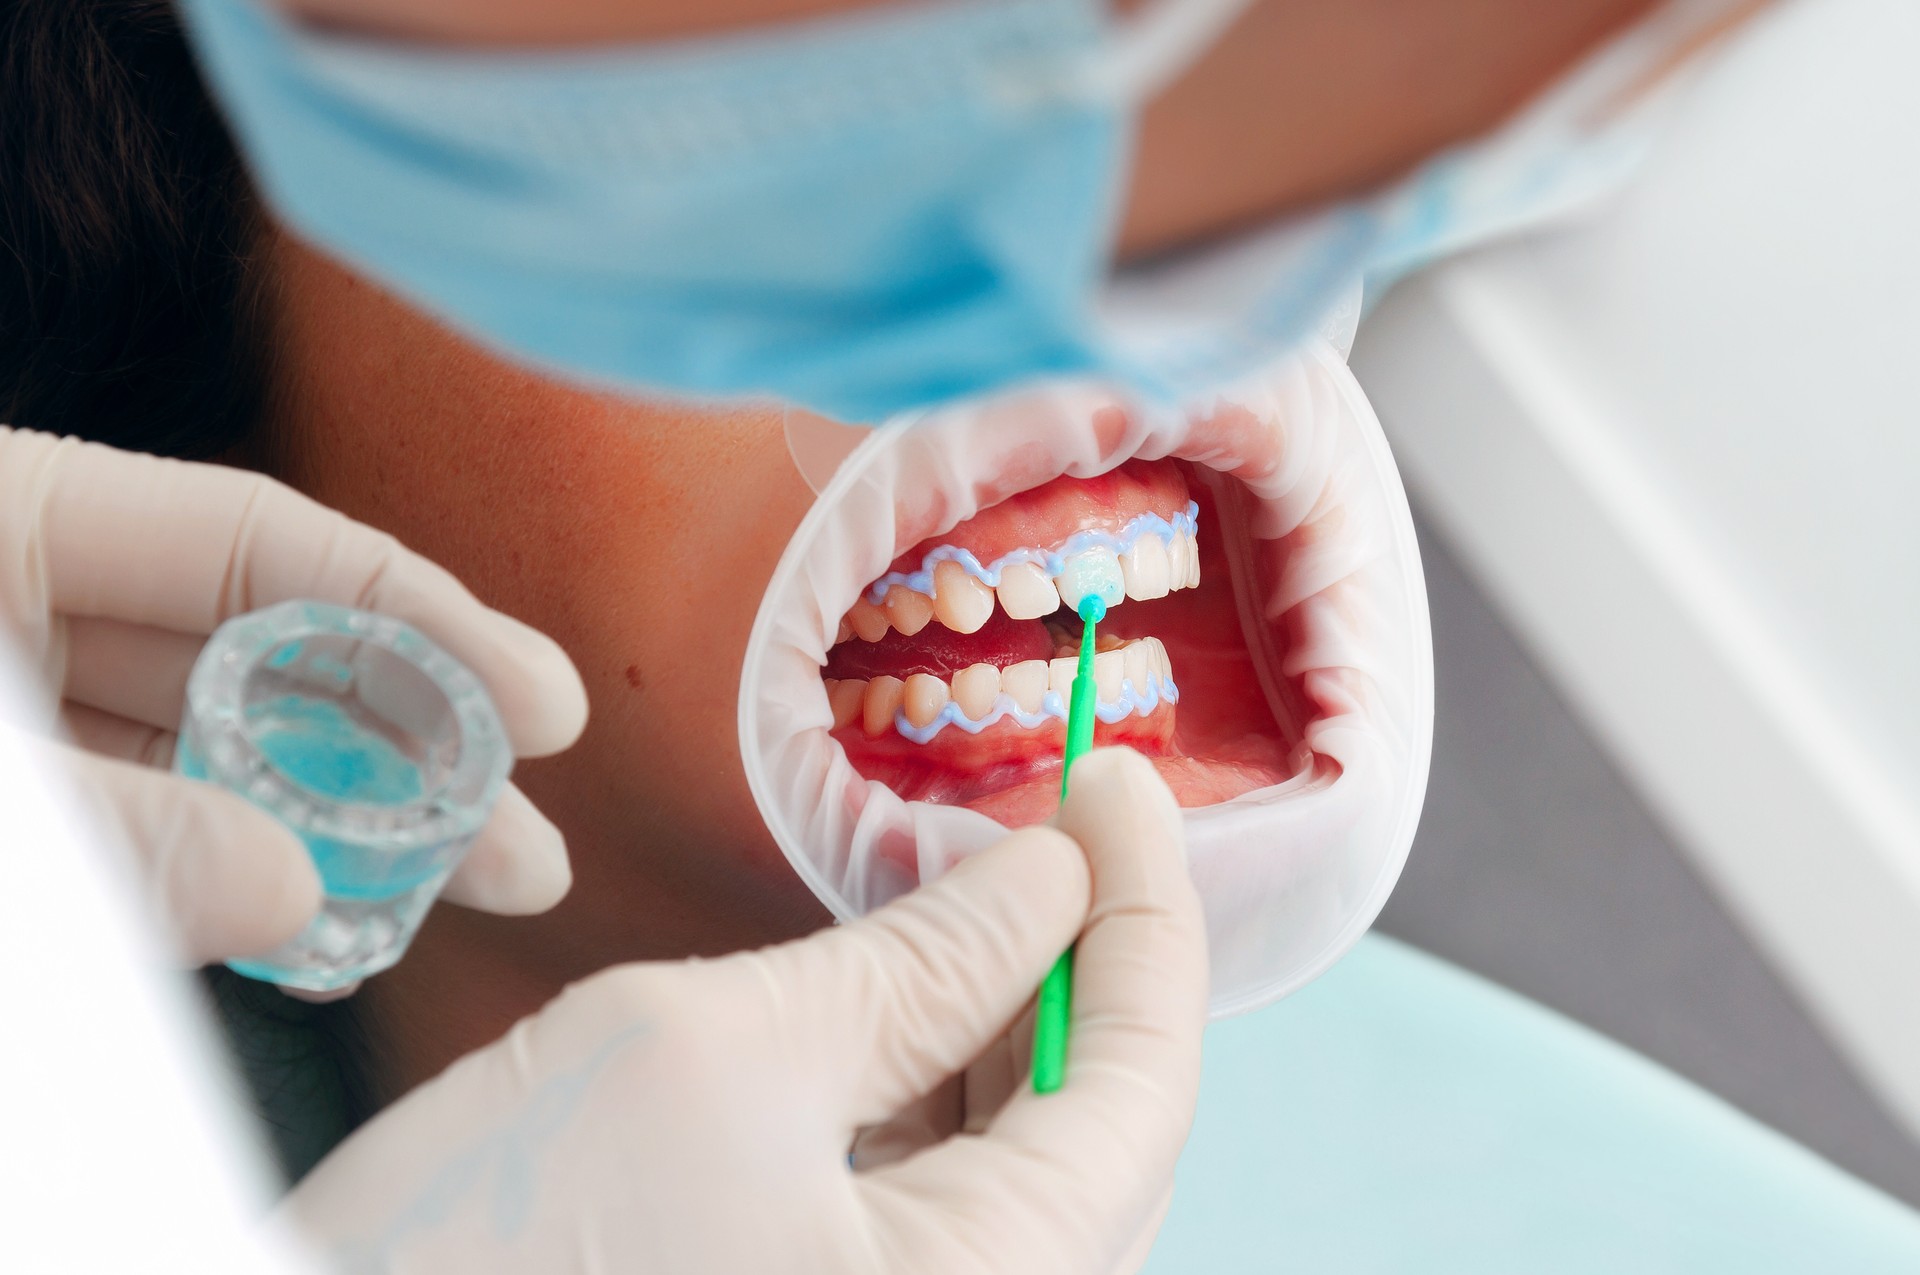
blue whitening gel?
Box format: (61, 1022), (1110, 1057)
(176, 600), (511, 991)
(892, 673), (1182, 744)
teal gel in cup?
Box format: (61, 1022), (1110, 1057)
(175, 600), (511, 991)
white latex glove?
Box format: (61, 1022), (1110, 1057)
(0, 426), (589, 966)
(285, 748), (1205, 1275)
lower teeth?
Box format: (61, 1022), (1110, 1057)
(885, 674), (1180, 744)
(827, 637), (1177, 744)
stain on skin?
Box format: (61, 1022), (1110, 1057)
(624, 664), (645, 692)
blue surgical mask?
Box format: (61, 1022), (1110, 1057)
(180, 0), (1689, 422)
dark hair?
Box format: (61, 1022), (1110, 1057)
(1, 0), (266, 459)
(4, 2), (374, 1180)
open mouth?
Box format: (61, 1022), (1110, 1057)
(822, 457), (1298, 826)
(744, 357), (1431, 1010)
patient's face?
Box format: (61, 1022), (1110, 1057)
(232, 0), (1694, 1102)
(258, 231), (1305, 1087)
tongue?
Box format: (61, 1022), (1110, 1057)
(824, 609), (1052, 680)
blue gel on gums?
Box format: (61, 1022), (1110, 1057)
(890, 673), (1181, 744)
(892, 583), (1165, 744)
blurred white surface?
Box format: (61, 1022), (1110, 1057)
(0, 650), (308, 1274)
(1353, 0), (1920, 1134)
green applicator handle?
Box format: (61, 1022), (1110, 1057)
(1032, 593), (1106, 1094)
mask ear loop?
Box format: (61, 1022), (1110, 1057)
(784, 407), (874, 497)
(1070, 0), (1256, 104)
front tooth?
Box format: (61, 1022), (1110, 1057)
(903, 673), (951, 729)
(1002, 660), (1048, 714)
(1122, 535), (1173, 601)
(995, 561), (1061, 621)
(1184, 535), (1202, 588)
(951, 663), (1001, 720)
(863, 675), (904, 736)
(931, 561), (994, 634)
(1123, 642), (1152, 695)
(848, 597), (891, 642)
(1094, 650), (1125, 703)
(1048, 657), (1079, 703)
(1165, 533), (1190, 591)
(1055, 546), (1125, 613)
(885, 586), (934, 637)
(836, 619), (853, 645)
(1147, 637), (1172, 681)
(827, 678), (866, 729)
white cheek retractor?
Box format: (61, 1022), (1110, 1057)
(742, 337), (1433, 1016)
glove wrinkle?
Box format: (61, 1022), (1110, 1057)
(347, 529), (407, 621)
(4, 430), (71, 695)
(495, 1013), (543, 1092)
(218, 475), (274, 619)
(856, 1173), (1004, 1275)
(873, 1135), (1094, 1273)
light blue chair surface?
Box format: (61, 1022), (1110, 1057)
(1146, 935), (1920, 1273)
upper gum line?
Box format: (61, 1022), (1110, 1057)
(840, 500), (1202, 643)
(867, 501), (1199, 602)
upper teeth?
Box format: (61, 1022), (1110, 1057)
(1056, 547), (1124, 615)
(930, 560), (996, 635)
(994, 561), (1059, 620)
(840, 505), (1201, 644)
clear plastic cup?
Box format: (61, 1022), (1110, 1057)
(175, 600), (511, 991)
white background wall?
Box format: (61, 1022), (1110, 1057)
(1352, 0), (1920, 1137)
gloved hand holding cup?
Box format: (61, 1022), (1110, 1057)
(0, 427), (589, 979)
(176, 599), (515, 991)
